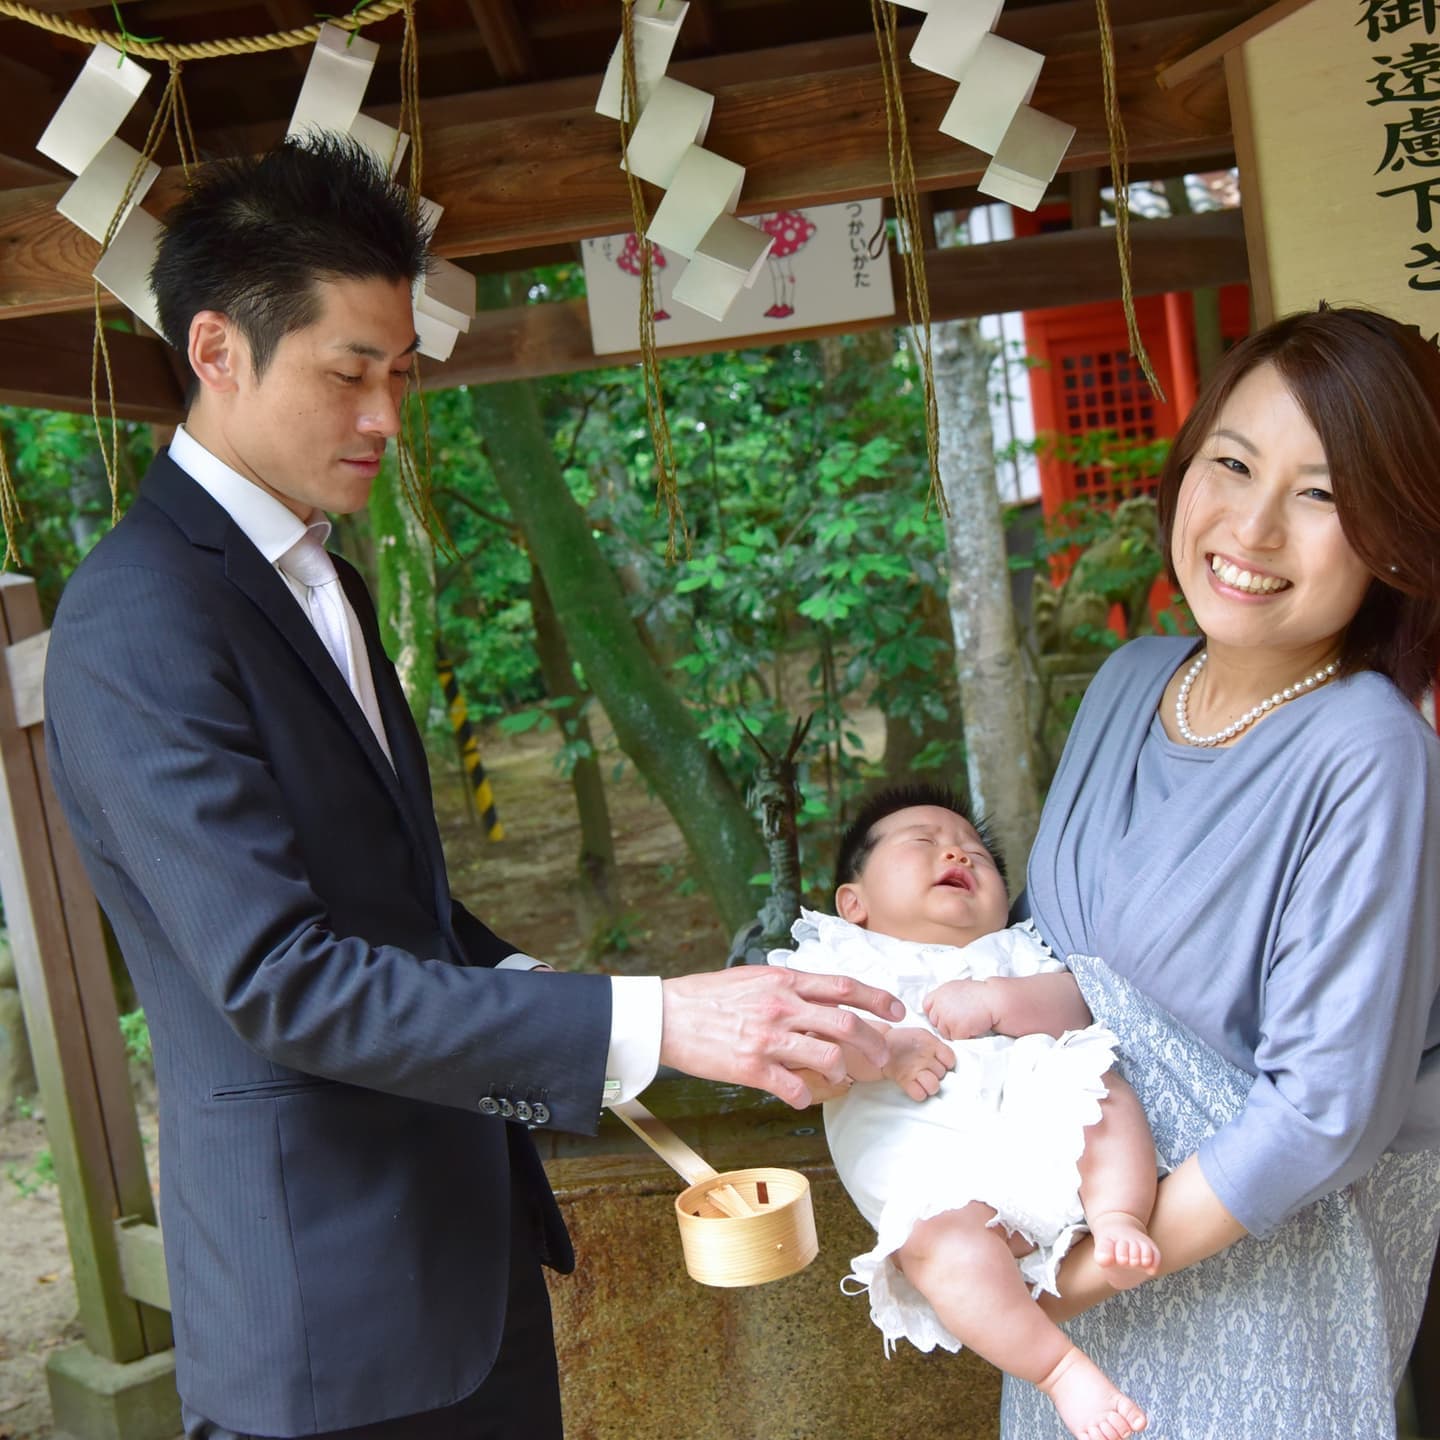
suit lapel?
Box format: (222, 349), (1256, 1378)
(140, 454), (438, 883)
(337, 559), (449, 900)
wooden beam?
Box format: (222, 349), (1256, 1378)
(423, 208), (1248, 388)
(456, 242), (581, 275)
(421, 10), (1233, 260)
(5, 630), (48, 729)
(117, 5), (1223, 166)
(465, 0), (533, 81)
(0, 52), (63, 180)
(115, 1217), (171, 1313)
(1157, 0), (1317, 87)
(1069, 168), (1104, 228)
(264, 0), (319, 70)
(0, 576), (170, 1361)
(0, 11), (1234, 320)
(0, 211), (1246, 417)
(0, 315), (188, 421)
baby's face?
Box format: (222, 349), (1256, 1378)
(837, 805), (1009, 947)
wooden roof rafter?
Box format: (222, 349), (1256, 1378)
(464, 0), (533, 82)
(0, 209), (1248, 421)
(0, 3), (1240, 319)
(0, 0), (1260, 419)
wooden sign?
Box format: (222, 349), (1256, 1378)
(581, 198), (895, 354)
(1230, 0), (1440, 334)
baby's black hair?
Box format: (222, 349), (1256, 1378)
(833, 782), (1006, 895)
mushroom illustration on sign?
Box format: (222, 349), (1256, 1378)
(759, 210), (817, 318)
(617, 232), (671, 321)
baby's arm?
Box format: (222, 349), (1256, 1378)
(786, 1026), (893, 1101)
(924, 971), (1093, 1040)
(882, 1027), (956, 1101)
(789, 1024), (955, 1102)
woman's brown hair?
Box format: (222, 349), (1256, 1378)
(1155, 305), (1440, 699)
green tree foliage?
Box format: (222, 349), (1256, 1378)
(422, 388), (543, 725)
(432, 321), (954, 904)
(0, 408), (150, 620)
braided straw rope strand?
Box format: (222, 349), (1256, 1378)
(89, 59), (197, 511)
(0, 423), (20, 568)
(391, 0), (455, 558)
(0, 0), (409, 59)
(869, 0), (945, 515)
(1095, 0), (1165, 401)
(619, 0), (685, 559)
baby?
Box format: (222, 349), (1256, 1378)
(771, 783), (1160, 1440)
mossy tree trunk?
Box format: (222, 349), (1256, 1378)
(932, 217), (1041, 878)
(468, 274), (766, 935)
(369, 455), (437, 728)
(527, 557), (625, 948)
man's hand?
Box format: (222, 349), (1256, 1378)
(660, 967), (905, 1108)
(923, 978), (997, 1040)
(881, 1026), (956, 1101)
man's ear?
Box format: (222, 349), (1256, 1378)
(188, 311), (242, 395)
(836, 883), (868, 926)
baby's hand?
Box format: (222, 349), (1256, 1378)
(882, 1026), (956, 1101)
(924, 979), (997, 1040)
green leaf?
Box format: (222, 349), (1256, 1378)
(498, 709), (548, 734)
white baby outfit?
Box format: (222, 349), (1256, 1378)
(770, 910), (1119, 1355)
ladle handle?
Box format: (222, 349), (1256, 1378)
(609, 1099), (719, 1185)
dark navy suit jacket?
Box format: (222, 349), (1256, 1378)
(44, 452), (613, 1436)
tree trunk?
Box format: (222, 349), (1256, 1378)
(931, 218), (1041, 878)
(68, 444), (111, 552)
(369, 456), (437, 727)
(468, 273), (766, 934)
(527, 557), (625, 947)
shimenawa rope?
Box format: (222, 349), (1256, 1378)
(619, 0), (685, 560)
(0, 0), (408, 61)
(869, 0), (945, 515)
(1095, 0), (1166, 401)
(0, 0), (412, 566)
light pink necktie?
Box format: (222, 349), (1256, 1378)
(277, 532), (393, 764)
(278, 531), (354, 689)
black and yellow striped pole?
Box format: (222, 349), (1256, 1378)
(436, 645), (503, 840)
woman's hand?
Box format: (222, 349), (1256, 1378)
(1040, 1155), (1249, 1322)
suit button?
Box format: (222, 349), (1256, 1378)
(499, 1099), (515, 1118)
(531, 1102), (550, 1125)
(478, 1097), (500, 1115)
(514, 1101), (533, 1122)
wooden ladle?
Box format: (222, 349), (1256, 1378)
(610, 1099), (819, 1288)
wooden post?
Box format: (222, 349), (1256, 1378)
(0, 574), (178, 1438)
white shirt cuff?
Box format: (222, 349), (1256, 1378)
(498, 953), (553, 972)
(603, 976), (663, 1105)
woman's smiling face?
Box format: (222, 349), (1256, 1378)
(1171, 361), (1373, 666)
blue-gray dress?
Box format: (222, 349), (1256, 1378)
(1002, 637), (1440, 1440)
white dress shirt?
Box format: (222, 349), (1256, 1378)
(167, 425), (661, 1103)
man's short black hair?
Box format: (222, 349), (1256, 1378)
(833, 782), (1007, 895)
(151, 131), (431, 380)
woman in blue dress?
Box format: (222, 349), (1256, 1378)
(1003, 305), (1440, 1439)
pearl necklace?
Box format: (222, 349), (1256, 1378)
(1174, 650), (1339, 748)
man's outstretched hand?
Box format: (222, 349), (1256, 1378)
(659, 967), (905, 1108)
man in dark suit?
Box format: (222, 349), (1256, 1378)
(43, 135), (900, 1440)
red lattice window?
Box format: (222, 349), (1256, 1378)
(1024, 298), (1179, 517)
(1056, 348), (1162, 505)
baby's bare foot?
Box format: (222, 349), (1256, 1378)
(1038, 1346), (1148, 1440)
(1090, 1209), (1161, 1290)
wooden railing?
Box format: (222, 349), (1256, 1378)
(0, 573), (175, 1438)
